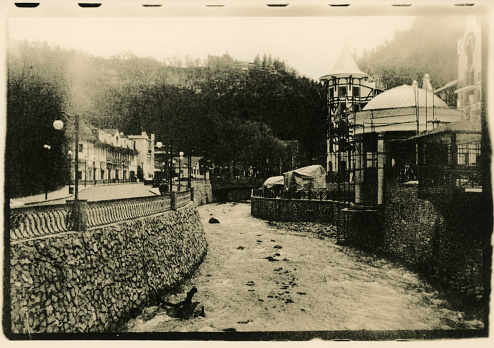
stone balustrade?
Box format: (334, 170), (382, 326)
(10, 204), (74, 242)
(10, 190), (193, 243)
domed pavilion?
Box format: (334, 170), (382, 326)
(352, 78), (463, 205)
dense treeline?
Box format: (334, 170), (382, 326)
(7, 42), (326, 197)
(7, 43), (70, 197)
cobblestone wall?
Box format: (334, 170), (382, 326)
(382, 182), (485, 302)
(192, 182), (213, 206)
(251, 196), (341, 223)
(9, 202), (207, 334)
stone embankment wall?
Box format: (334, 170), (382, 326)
(252, 183), (485, 303)
(10, 202), (207, 334)
(380, 182), (485, 302)
(192, 182), (213, 205)
(251, 196), (343, 223)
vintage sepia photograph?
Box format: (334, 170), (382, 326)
(3, 1), (492, 343)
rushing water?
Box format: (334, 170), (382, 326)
(125, 202), (484, 334)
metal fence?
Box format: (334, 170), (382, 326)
(251, 188), (354, 202)
(10, 190), (193, 243)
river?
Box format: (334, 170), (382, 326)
(125, 202), (484, 334)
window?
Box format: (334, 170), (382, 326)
(458, 142), (481, 166)
(78, 144), (83, 152)
(352, 86), (360, 97)
(338, 86), (347, 97)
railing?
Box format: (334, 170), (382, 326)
(10, 190), (193, 242)
(87, 195), (173, 228)
(418, 165), (482, 198)
(175, 190), (192, 209)
(10, 203), (74, 242)
(252, 188), (354, 202)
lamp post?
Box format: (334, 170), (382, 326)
(43, 144), (51, 200)
(122, 159), (125, 183)
(156, 141), (163, 183)
(68, 150), (73, 194)
(84, 159), (87, 188)
(188, 152), (192, 188)
(169, 140), (174, 192)
(92, 157), (96, 185)
(179, 151), (184, 191)
(53, 112), (79, 201)
(172, 159), (176, 191)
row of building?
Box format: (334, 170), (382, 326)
(65, 123), (206, 185)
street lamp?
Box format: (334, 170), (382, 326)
(93, 157), (96, 185)
(53, 112), (79, 202)
(179, 151), (184, 191)
(156, 141), (163, 182)
(122, 159), (125, 183)
(43, 144), (51, 200)
(68, 150), (73, 194)
(188, 151), (192, 188)
(172, 159), (176, 191)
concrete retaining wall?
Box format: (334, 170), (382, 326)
(9, 202), (207, 334)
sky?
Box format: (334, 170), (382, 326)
(7, 16), (416, 80)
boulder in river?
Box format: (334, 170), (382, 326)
(209, 217), (220, 224)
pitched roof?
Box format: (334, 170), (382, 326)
(408, 120), (481, 141)
(320, 42), (368, 80)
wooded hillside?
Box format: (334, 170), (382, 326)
(7, 42), (326, 197)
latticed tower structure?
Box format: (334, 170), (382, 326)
(320, 43), (382, 183)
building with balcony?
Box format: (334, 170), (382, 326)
(66, 122), (155, 185)
(320, 42), (383, 181)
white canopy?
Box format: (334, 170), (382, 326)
(263, 176), (284, 189)
(284, 165), (327, 192)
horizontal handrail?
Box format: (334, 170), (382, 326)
(10, 190), (192, 242)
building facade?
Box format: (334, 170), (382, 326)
(320, 42), (383, 181)
(68, 122), (155, 185)
(128, 131), (156, 181)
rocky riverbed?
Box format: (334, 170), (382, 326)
(125, 202), (484, 334)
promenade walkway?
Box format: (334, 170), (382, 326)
(10, 182), (159, 207)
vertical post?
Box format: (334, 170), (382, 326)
(377, 134), (385, 205)
(84, 159), (87, 188)
(169, 140), (173, 192)
(188, 153), (192, 188)
(190, 187), (195, 202)
(67, 199), (88, 231)
(74, 114), (79, 201)
(44, 150), (48, 200)
(354, 141), (362, 204)
(171, 191), (177, 210)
